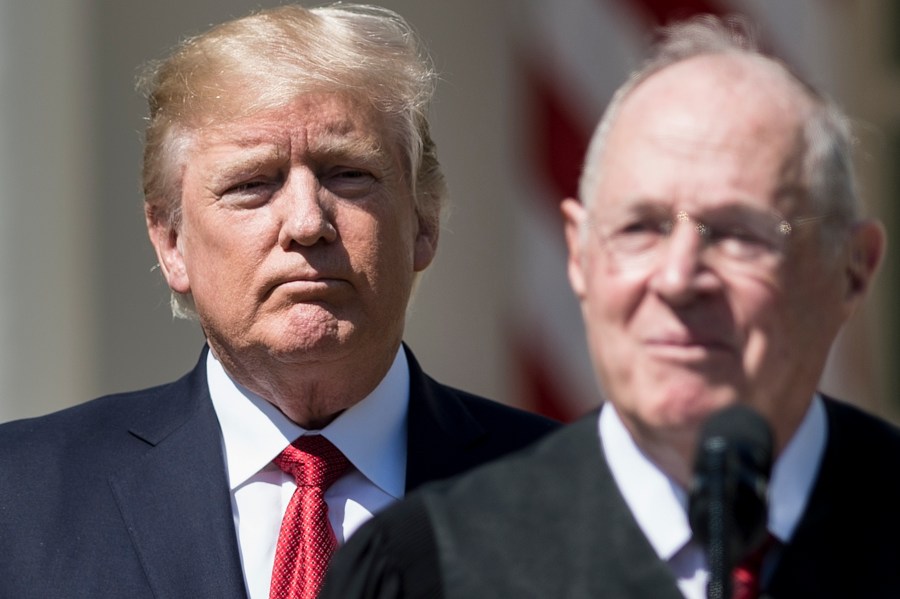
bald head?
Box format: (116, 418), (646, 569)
(598, 53), (810, 216)
(578, 17), (860, 243)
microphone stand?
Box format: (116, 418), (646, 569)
(689, 405), (773, 599)
(704, 436), (731, 599)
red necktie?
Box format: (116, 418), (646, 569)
(270, 435), (351, 599)
(732, 534), (777, 599)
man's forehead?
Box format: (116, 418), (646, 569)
(191, 94), (390, 154)
(601, 57), (806, 167)
(618, 54), (809, 136)
(584, 58), (812, 220)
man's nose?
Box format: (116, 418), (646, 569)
(278, 170), (338, 249)
(647, 220), (719, 303)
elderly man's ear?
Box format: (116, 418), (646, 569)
(413, 212), (440, 272)
(845, 219), (885, 302)
(561, 198), (588, 299)
(146, 209), (190, 294)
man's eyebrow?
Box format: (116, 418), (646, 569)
(605, 197), (674, 216)
(203, 145), (287, 188)
(310, 132), (391, 164)
(218, 143), (283, 164)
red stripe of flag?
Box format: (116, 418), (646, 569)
(525, 61), (590, 208)
(622, 0), (731, 27)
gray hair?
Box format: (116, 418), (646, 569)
(138, 3), (446, 318)
(579, 15), (860, 243)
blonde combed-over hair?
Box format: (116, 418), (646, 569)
(138, 4), (446, 318)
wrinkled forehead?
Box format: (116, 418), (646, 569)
(173, 67), (360, 129)
(169, 87), (404, 169)
(189, 91), (383, 144)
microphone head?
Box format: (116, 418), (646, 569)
(688, 404), (774, 567)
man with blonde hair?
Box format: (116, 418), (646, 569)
(0, 5), (555, 598)
(324, 16), (900, 598)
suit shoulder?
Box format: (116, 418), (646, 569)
(1, 377), (186, 435)
(433, 380), (561, 451)
(822, 395), (900, 451)
(423, 412), (596, 509)
(454, 386), (558, 430)
(814, 396), (900, 528)
(404, 345), (558, 435)
(0, 368), (202, 470)
(403, 360), (562, 489)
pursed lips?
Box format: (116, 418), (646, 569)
(263, 272), (348, 300)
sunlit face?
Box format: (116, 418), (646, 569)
(564, 56), (861, 454)
(150, 93), (436, 370)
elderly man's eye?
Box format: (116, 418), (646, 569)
(331, 168), (376, 183)
(622, 221), (657, 233)
(336, 169), (370, 179)
(218, 179), (278, 207)
(713, 223), (776, 247)
(614, 219), (669, 238)
(227, 181), (268, 194)
(323, 168), (378, 198)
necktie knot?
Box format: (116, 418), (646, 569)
(270, 435), (350, 599)
(274, 435), (350, 489)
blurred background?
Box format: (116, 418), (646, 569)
(0, 0), (896, 424)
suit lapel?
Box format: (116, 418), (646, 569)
(109, 352), (248, 599)
(403, 346), (488, 491)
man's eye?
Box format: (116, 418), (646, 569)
(226, 181), (268, 194)
(710, 223), (785, 260)
(330, 168), (376, 183)
(335, 169), (369, 179)
(604, 220), (667, 255)
(712, 224), (770, 246)
(219, 179), (277, 207)
(618, 220), (668, 235)
(322, 168), (377, 198)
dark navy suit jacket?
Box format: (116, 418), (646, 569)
(0, 345), (557, 598)
(323, 397), (900, 599)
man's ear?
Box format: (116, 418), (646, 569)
(413, 210), (440, 273)
(561, 198), (587, 299)
(844, 219), (885, 303)
(146, 206), (190, 294)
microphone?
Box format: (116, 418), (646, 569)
(688, 404), (773, 599)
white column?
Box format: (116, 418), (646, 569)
(0, 0), (97, 421)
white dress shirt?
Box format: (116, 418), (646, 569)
(600, 397), (827, 599)
(207, 347), (409, 599)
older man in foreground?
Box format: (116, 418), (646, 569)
(0, 5), (555, 598)
(323, 16), (899, 599)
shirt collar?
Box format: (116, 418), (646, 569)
(600, 395), (827, 559)
(208, 347), (409, 500)
(767, 394), (827, 542)
(600, 403), (692, 560)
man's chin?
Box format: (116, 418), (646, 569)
(646, 387), (739, 432)
(263, 334), (352, 363)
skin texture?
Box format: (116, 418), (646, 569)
(563, 54), (884, 486)
(148, 93), (438, 428)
